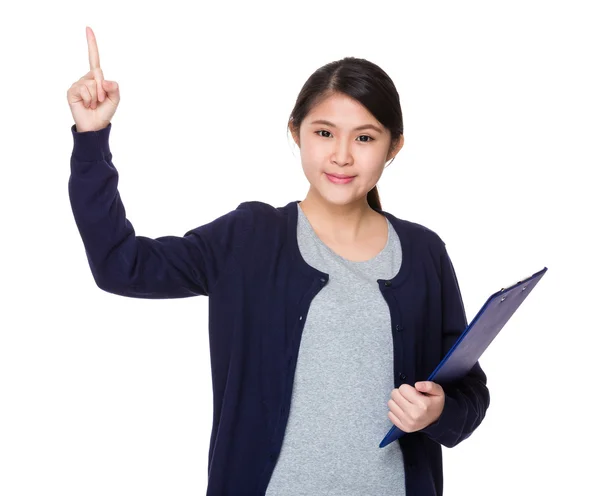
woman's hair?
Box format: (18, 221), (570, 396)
(288, 56), (404, 211)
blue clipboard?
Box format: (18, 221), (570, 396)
(379, 266), (548, 448)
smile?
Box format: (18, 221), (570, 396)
(325, 173), (355, 184)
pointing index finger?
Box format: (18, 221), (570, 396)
(86, 26), (101, 70)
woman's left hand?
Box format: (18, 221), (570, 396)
(387, 381), (445, 433)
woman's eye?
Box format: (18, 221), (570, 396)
(316, 130), (331, 138)
(315, 130), (374, 142)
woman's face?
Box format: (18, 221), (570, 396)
(290, 92), (403, 207)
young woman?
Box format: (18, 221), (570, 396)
(67, 26), (490, 496)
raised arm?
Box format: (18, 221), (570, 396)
(66, 27), (251, 298)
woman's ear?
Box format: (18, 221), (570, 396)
(289, 122), (300, 148)
(387, 134), (404, 161)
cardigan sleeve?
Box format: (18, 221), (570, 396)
(68, 122), (253, 299)
(419, 242), (491, 447)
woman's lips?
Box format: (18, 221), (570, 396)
(325, 173), (355, 184)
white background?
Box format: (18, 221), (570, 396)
(1, 1), (598, 495)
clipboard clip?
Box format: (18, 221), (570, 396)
(499, 283), (528, 301)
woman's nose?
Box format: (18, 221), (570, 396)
(332, 138), (353, 165)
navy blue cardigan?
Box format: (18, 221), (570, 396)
(69, 122), (490, 495)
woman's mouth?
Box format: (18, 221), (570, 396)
(325, 173), (355, 185)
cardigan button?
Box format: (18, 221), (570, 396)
(384, 280), (392, 287)
(395, 324), (403, 332)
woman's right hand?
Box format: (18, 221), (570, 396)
(67, 26), (120, 133)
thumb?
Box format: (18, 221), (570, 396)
(102, 80), (120, 99)
(415, 381), (439, 394)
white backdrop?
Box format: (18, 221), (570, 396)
(1, 1), (598, 495)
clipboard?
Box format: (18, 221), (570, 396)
(379, 266), (548, 448)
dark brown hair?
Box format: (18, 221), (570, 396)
(287, 57), (404, 211)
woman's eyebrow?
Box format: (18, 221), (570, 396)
(309, 119), (383, 134)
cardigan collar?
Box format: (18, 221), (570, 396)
(282, 200), (412, 290)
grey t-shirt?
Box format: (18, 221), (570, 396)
(265, 203), (406, 496)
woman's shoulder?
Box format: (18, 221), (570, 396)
(384, 210), (446, 250)
(223, 199), (294, 238)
